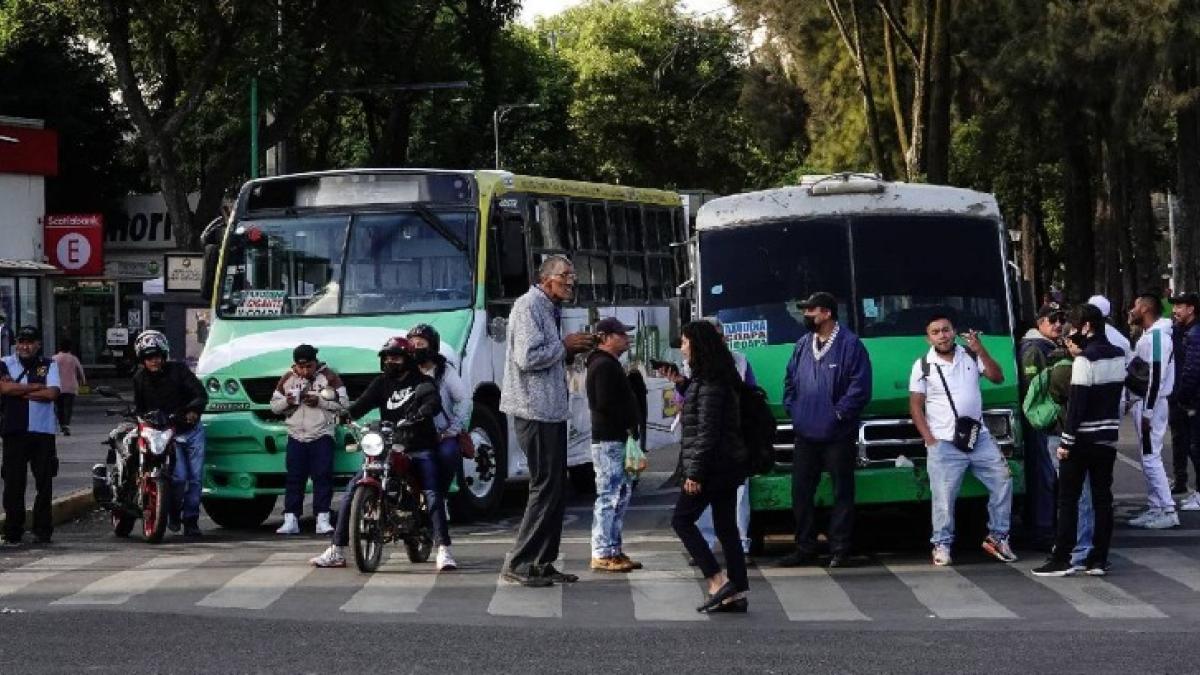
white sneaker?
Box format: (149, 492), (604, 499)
(1179, 492), (1200, 512)
(1143, 510), (1181, 529)
(275, 513), (300, 535)
(932, 544), (952, 566)
(310, 545), (346, 568)
(315, 512), (334, 535)
(436, 545), (457, 571)
(1127, 508), (1156, 527)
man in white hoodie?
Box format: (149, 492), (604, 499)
(1126, 294), (1180, 529)
(1087, 295), (1133, 363)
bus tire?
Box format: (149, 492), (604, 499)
(450, 406), (507, 522)
(202, 495), (278, 530)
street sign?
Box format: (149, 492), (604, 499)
(45, 213), (104, 276)
(165, 253), (204, 292)
(106, 327), (129, 346)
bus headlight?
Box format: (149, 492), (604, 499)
(224, 379), (241, 395)
(206, 378), (221, 394)
(360, 433), (385, 457)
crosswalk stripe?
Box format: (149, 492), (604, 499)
(1117, 548), (1200, 592)
(628, 552), (707, 622)
(196, 552), (313, 610)
(885, 563), (1017, 619)
(53, 554), (213, 606)
(1022, 566), (1166, 619)
(0, 554), (108, 599)
(487, 556), (564, 618)
(759, 567), (869, 621)
(341, 553), (439, 614)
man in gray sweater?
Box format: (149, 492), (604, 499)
(500, 255), (595, 587)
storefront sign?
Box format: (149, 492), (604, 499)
(165, 254), (204, 292)
(0, 123), (58, 176)
(104, 259), (160, 280)
(45, 213), (104, 276)
(106, 327), (129, 346)
(108, 193), (199, 250)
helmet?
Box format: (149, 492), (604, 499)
(377, 336), (412, 358)
(406, 323), (441, 356)
(134, 330), (170, 360)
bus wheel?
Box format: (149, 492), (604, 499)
(568, 463), (596, 497)
(451, 406), (507, 522)
(202, 495), (277, 530)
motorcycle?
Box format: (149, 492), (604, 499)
(90, 386), (177, 544)
(345, 419), (434, 573)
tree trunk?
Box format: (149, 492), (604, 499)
(1128, 150), (1160, 295)
(881, 8), (910, 172)
(924, 0), (951, 184)
(1175, 53), (1200, 294)
(905, 0), (932, 180)
(828, 0), (890, 178)
(1060, 96), (1096, 301)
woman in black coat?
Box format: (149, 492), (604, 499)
(672, 320), (750, 613)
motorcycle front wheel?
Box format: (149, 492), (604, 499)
(349, 485), (385, 573)
(112, 509), (135, 538)
(142, 475), (170, 544)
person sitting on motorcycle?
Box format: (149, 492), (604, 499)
(130, 330), (208, 537)
(407, 323), (471, 571)
(310, 336), (444, 569)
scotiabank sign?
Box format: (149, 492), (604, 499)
(46, 214), (104, 276)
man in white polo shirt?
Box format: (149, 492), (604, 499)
(909, 312), (1016, 567)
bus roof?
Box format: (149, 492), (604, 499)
(695, 174), (1001, 231)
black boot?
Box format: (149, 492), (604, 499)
(183, 517), (202, 537)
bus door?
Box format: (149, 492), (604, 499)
(486, 197), (532, 381)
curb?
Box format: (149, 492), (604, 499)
(0, 487), (97, 532)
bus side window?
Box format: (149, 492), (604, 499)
(570, 201), (595, 304)
(591, 203), (612, 303)
(487, 202), (530, 311)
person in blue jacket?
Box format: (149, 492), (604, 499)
(776, 292), (872, 568)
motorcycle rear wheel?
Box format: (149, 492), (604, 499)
(349, 485), (385, 573)
(404, 534), (433, 563)
(142, 475), (170, 544)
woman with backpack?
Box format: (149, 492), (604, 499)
(671, 320), (750, 614)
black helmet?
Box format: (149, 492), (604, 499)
(406, 323), (441, 356)
(378, 336), (413, 358)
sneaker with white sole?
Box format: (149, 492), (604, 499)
(932, 544), (952, 566)
(310, 545), (346, 568)
(275, 513), (300, 535)
(1084, 561), (1111, 576)
(315, 512), (334, 535)
(982, 535), (1018, 563)
(1179, 492), (1200, 512)
(1142, 509), (1180, 529)
(436, 545), (457, 571)
(1032, 559), (1075, 577)
(1127, 508), (1156, 527)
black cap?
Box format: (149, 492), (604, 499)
(1171, 292), (1199, 307)
(798, 292), (837, 312)
(1036, 302), (1066, 320)
(16, 326), (40, 342)
(293, 344), (319, 363)
(594, 317), (634, 334)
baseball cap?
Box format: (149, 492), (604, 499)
(16, 326), (41, 342)
(1036, 303), (1065, 321)
(798, 292), (838, 311)
(1086, 295), (1111, 318)
(594, 317), (634, 334)
(293, 344), (319, 363)
(1170, 291), (1199, 307)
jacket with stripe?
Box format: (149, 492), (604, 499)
(1132, 317), (1174, 409)
(1060, 336), (1126, 449)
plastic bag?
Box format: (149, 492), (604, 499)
(623, 436), (647, 477)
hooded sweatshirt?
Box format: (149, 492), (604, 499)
(1132, 317), (1175, 409)
(269, 363), (349, 442)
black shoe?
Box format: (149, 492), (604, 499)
(697, 581), (738, 613)
(0, 536), (20, 547)
(686, 557), (697, 567)
(1171, 480), (1190, 495)
(827, 553), (852, 569)
(501, 569), (554, 587)
(182, 518), (202, 537)
(61, 426), (70, 436)
(710, 597), (748, 613)
(774, 549), (818, 567)
(541, 564), (578, 583)
(1032, 559), (1075, 577)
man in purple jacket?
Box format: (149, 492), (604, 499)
(776, 292), (873, 568)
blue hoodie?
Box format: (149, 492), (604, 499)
(782, 325), (873, 442)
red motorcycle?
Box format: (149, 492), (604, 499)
(345, 419), (434, 572)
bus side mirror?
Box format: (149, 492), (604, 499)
(668, 297), (691, 349)
(200, 243), (220, 302)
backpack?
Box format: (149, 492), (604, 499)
(738, 383), (777, 475)
(1022, 359), (1071, 430)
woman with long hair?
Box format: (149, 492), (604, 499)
(672, 320), (750, 613)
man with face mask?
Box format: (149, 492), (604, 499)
(0, 326), (60, 545)
(777, 292), (872, 568)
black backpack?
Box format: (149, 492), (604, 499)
(738, 383), (777, 475)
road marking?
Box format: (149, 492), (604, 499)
(341, 553), (438, 614)
(0, 554), (108, 599)
(487, 556), (565, 618)
(885, 562), (1016, 619)
(53, 554), (213, 606)
(197, 552), (313, 610)
(1022, 565), (1166, 618)
(1117, 548), (1200, 592)
(759, 566), (868, 621)
(628, 552), (707, 621)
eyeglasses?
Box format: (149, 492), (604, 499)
(553, 272), (578, 281)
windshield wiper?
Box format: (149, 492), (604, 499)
(414, 204), (467, 253)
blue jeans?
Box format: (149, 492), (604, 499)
(1026, 428), (1058, 541)
(1046, 433), (1093, 566)
(927, 429), (1012, 546)
(172, 425), (205, 521)
(590, 441), (632, 559)
(698, 479), (750, 553)
(284, 435), (335, 516)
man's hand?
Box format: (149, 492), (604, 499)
(960, 329), (986, 354)
(302, 392), (320, 407)
(1056, 446), (1069, 461)
(683, 478), (701, 495)
(922, 434), (938, 449)
(563, 332), (595, 355)
(184, 411), (200, 426)
(655, 363), (683, 384)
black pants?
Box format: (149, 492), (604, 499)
(672, 484), (748, 592)
(506, 418), (568, 575)
(2, 432), (56, 540)
(54, 393), (76, 427)
(792, 437), (856, 555)
(1053, 443), (1115, 565)
(1169, 399), (1194, 487)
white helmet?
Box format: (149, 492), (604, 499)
(134, 330), (170, 360)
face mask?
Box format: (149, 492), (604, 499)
(384, 360), (407, 377)
(412, 348), (435, 365)
(803, 316), (819, 332)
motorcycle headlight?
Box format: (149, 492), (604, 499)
(360, 432), (385, 457)
(141, 428), (174, 456)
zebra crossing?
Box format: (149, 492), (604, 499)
(2, 542), (1200, 627)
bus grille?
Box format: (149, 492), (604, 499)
(239, 373), (380, 405)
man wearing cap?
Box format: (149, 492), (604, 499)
(777, 292), (872, 568)
(585, 317), (642, 573)
(270, 344), (349, 535)
(0, 327), (60, 545)
(1086, 295), (1133, 363)
(1171, 292), (1200, 510)
(1018, 303), (1067, 548)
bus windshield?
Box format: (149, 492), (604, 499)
(217, 210), (476, 318)
(699, 215), (1008, 344)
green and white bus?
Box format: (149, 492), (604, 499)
(690, 174), (1026, 547)
(197, 169), (687, 528)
